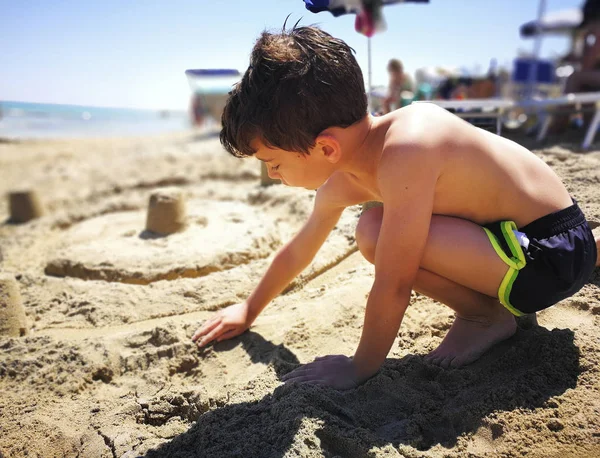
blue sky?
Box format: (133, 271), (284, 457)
(0, 0), (584, 110)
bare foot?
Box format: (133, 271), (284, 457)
(425, 308), (517, 369)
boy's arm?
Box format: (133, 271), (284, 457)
(193, 185), (346, 346)
(352, 146), (437, 382)
(244, 190), (346, 322)
(281, 145), (438, 388)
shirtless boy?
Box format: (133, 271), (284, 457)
(192, 26), (599, 390)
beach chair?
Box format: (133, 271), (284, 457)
(415, 58), (566, 138)
(516, 91), (600, 149)
(412, 99), (515, 135)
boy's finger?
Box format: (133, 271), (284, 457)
(197, 324), (225, 347)
(216, 329), (237, 342)
(192, 318), (216, 340)
(199, 315), (222, 331)
(283, 375), (322, 384)
(281, 367), (313, 381)
(192, 317), (221, 341)
(281, 368), (304, 380)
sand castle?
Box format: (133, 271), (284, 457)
(8, 189), (45, 223)
(145, 188), (188, 235)
(0, 274), (28, 337)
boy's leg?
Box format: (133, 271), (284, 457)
(414, 269), (516, 368)
(356, 207), (517, 368)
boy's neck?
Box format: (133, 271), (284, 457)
(335, 114), (384, 183)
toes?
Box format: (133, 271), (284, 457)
(450, 351), (478, 368)
(425, 348), (441, 362)
(426, 344), (462, 368)
(439, 355), (455, 369)
(449, 356), (465, 368)
(429, 354), (445, 366)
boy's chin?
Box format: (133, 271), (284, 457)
(285, 180), (319, 190)
(304, 178), (328, 191)
(300, 183), (320, 191)
(284, 175), (325, 190)
(287, 183), (315, 190)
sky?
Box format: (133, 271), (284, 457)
(0, 0), (586, 110)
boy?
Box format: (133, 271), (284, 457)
(192, 26), (599, 390)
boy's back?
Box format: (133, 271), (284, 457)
(325, 102), (573, 228)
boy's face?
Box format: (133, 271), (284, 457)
(252, 138), (337, 190)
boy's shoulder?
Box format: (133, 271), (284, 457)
(385, 103), (453, 149)
(382, 103), (451, 161)
(377, 104), (455, 189)
(316, 172), (372, 209)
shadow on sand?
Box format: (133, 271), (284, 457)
(144, 323), (580, 458)
(203, 330), (301, 379)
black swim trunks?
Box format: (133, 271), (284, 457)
(483, 201), (597, 316)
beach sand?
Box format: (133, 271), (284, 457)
(0, 131), (599, 458)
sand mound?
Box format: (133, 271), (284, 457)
(145, 325), (586, 458)
(44, 199), (281, 284)
(0, 133), (599, 458)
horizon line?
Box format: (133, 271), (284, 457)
(0, 99), (189, 112)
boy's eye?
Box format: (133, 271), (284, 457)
(272, 164), (280, 171)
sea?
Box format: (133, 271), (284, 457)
(0, 100), (192, 140)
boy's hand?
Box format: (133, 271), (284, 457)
(192, 302), (251, 347)
(281, 355), (359, 391)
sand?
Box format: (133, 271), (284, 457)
(0, 130), (599, 458)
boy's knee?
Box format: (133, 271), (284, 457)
(355, 207), (383, 263)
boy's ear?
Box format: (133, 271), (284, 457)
(314, 133), (342, 163)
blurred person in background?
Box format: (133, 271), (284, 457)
(382, 58), (414, 113)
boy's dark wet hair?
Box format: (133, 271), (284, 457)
(220, 25), (368, 158)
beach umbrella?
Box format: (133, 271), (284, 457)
(303, 1), (429, 107)
(520, 8), (582, 38)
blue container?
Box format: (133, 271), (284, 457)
(512, 58), (555, 84)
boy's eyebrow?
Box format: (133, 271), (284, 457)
(256, 157), (274, 163)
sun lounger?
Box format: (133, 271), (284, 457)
(412, 99), (515, 135)
(515, 92), (600, 149)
